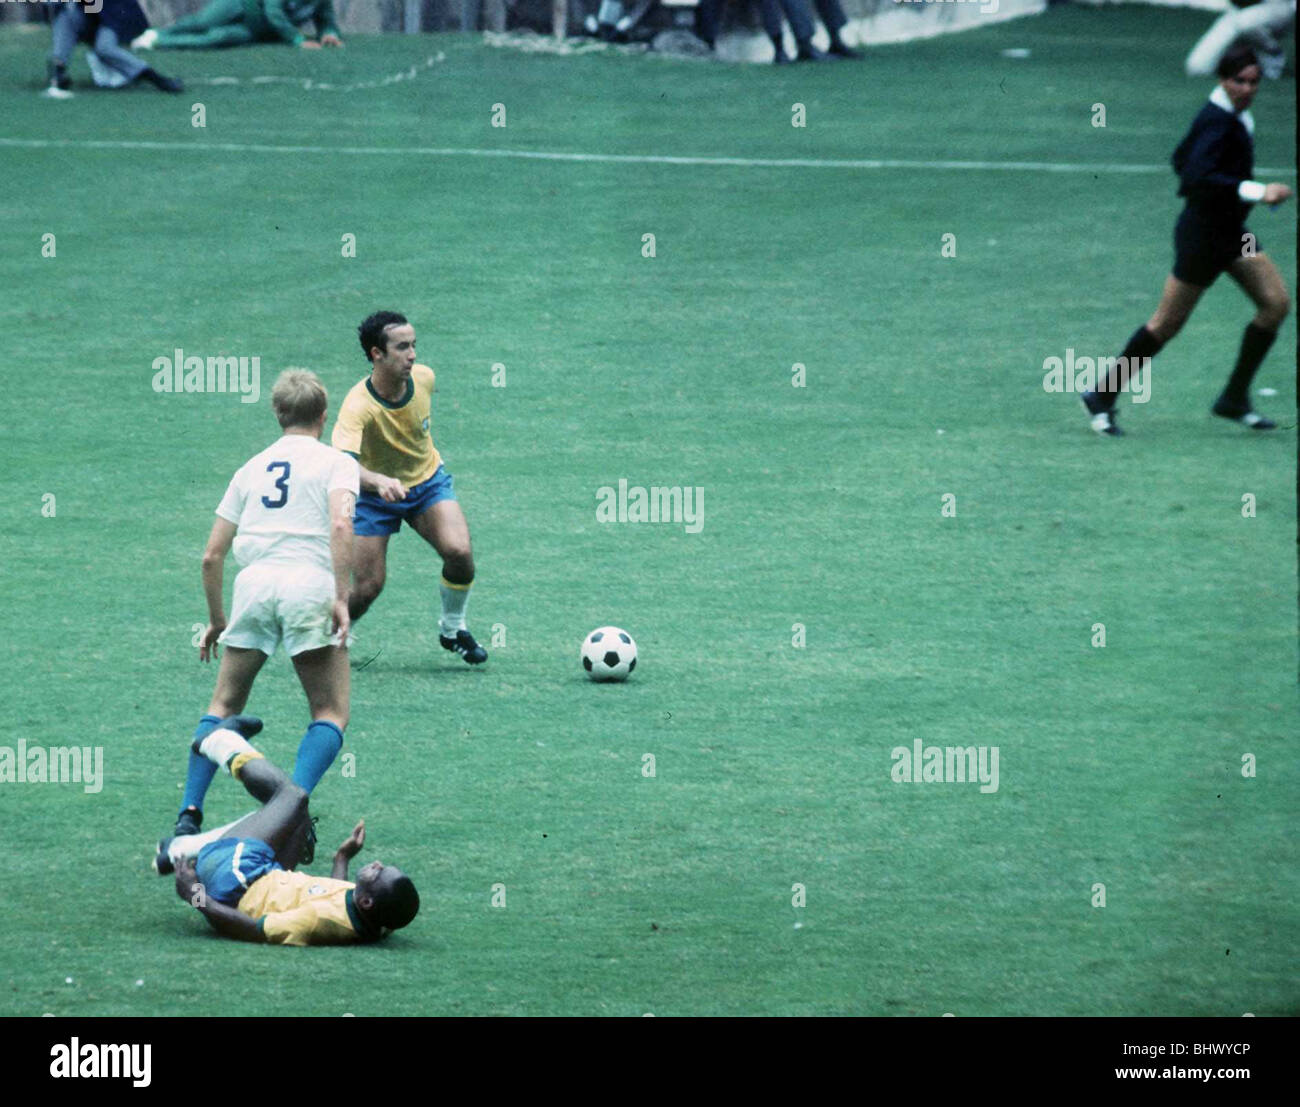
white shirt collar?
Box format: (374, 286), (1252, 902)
(1210, 85), (1255, 136)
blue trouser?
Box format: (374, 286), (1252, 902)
(758, 0), (814, 43)
(51, 4), (147, 81)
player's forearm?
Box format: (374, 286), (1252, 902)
(201, 554), (227, 624)
(331, 852), (349, 880)
(330, 521), (353, 603)
(357, 465), (390, 494)
(198, 901), (266, 942)
(1186, 170), (1248, 201)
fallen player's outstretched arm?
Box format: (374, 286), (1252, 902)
(198, 900), (268, 943)
(175, 857), (266, 943)
(332, 819), (365, 880)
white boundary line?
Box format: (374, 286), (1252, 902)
(0, 137), (1292, 176)
(185, 53), (444, 91)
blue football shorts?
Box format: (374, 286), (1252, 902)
(353, 464), (457, 537)
(195, 837), (283, 906)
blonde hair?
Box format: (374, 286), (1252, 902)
(271, 369), (327, 429)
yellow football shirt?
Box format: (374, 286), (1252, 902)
(238, 869), (382, 946)
(331, 364), (441, 487)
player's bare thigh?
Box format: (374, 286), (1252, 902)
(353, 533), (390, 592)
(1227, 253), (1291, 329)
(206, 646), (268, 717)
(291, 644), (350, 729)
(410, 500), (474, 580)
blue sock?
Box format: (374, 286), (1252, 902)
(292, 720), (344, 792)
(180, 715), (222, 815)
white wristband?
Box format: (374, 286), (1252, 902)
(1239, 180), (1267, 203)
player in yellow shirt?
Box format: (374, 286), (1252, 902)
(171, 720), (419, 945)
(331, 310), (487, 664)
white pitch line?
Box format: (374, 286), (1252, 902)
(0, 137), (1292, 176)
(186, 52), (444, 91)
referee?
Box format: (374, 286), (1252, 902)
(1083, 47), (1292, 436)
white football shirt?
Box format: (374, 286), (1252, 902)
(216, 435), (360, 572)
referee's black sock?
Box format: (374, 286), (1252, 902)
(1096, 325), (1163, 407)
(1217, 322), (1277, 411)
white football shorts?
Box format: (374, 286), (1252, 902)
(219, 561), (340, 657)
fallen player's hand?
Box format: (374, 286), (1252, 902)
(336, 819), (365, 860)
(321, 34), (343, 47)
(199, 622), (225, 662)
(300, 39), (322, 49)
(377, 476), (408, 503)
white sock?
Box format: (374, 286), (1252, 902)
(197, 728), (255, 773)
(168, 816), (244, 865)
(439, 577), (471, 637)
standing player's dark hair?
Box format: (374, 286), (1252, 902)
(372, 875), (420, 930)
(358, 311), (409, 364)
(1217, 46), (1260, 80)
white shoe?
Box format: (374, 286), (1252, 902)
(42, 85), (74, 100)
(131, 28), (158, 50)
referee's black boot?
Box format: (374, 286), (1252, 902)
(1212, 397), (1276, 430)
(1081, 391), (1123, 436)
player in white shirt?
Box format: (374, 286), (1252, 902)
(155, 370), (360, 871)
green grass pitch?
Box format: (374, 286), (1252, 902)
(0, 5), (1294, 1016)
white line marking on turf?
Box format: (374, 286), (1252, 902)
(0, 137), (1291, 177)
(185, 53), (444, 91)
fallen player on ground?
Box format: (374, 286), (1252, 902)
(168, 717), (418, 945)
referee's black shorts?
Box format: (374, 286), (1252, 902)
(1173, 208), (1256, 288)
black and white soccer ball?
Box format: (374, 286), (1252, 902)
(581, 626), (637, 682)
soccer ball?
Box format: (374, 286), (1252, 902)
(581, 626), (637, 682)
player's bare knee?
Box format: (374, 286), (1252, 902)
(280, 782), (310, 815)
(1262, 293), (1290, 328)
(444, 549), (474, 582)
(356, 571), (385, 603)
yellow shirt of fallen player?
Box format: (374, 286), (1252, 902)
(331, 364), (441, 487)
(237, 868), (382, 946)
